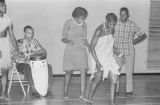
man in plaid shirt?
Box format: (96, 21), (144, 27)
(114, 7), (147, 95)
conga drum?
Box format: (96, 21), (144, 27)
(30, 53), (48, 96)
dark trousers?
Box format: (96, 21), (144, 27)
(16, 63), (53, 90)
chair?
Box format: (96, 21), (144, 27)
(8, 62), (30, 96)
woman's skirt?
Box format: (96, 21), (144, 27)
(63, 46), (88, 71)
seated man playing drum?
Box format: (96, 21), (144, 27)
(13, 25), (54, 97)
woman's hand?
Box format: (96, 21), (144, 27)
(62, 37), (73, 45)
(87, 46), (91, 53)
(68, 40), (74, 46)
(96, 62), (102, 72)
(83, 39), (90, 52)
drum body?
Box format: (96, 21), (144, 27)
(30, 54), (48, 96)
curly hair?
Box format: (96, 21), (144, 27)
(105, 13), (117, 23)
(72, 7), (88, 19)
(24, 25), (34, 33)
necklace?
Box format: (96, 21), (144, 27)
(103, 23), (110, 34)
(73, 18), (83, 25)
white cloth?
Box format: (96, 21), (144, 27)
(0, 14), (12, 70)
(90, 34), (120, 80)
(30, 59), (48, 96)
(0, 37), (11, 69)
(0, 14), (11, 32)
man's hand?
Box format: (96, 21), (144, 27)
(11, 50), (23, 61)
(23, 56), (30, 63)
(114, 54), (125, 67)
(120, 55), (126, 65)
(30, 49), (45, 56)
(133, 34), (147, 45)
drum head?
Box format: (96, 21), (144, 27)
(30, 53), (46, 61)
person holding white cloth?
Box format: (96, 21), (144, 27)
(0, 0), (19, 100)
(85, 13), (125, 105)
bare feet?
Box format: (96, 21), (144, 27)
(64, 94), (69, 100)
(79, 95), (87, 101)
(0, 95), (10, 101)
(64, 96), (69, 100)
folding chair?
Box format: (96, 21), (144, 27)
(8, 61), (30, 96)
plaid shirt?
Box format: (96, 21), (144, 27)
(114, 19), (144, 56)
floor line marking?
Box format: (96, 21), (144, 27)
(1, 95), (160, 104)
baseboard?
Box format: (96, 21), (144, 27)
(0, 73), (160, 78)
(53, 73), (160, 77)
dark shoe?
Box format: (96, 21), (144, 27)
(31, 85), (40, 97)
(115, 92), (120, 96)
(32, 91), (41, 97)
(126, 92), (133, 96)
(46, 91), (54, 97)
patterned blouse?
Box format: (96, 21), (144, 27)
(18, 38), (41, 57)
(12, 38), (42, 63)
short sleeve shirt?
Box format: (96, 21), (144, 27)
(114, 20), (144, 56)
